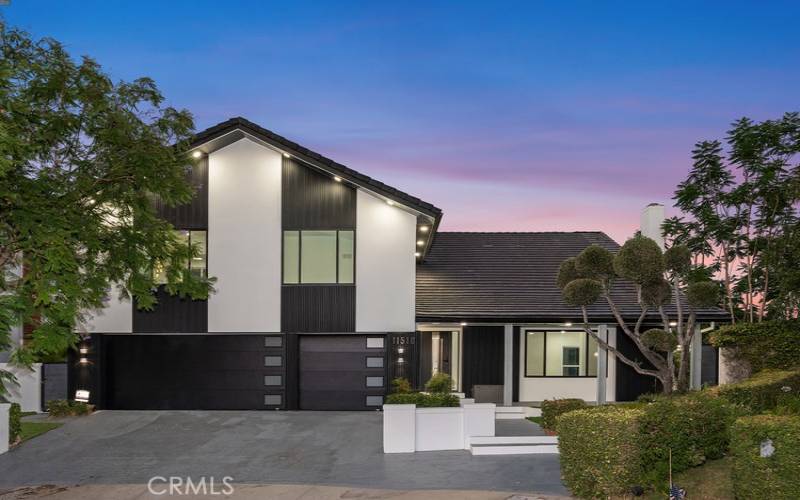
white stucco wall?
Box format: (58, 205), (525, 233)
(208, 138), (282, 332)
(355, 190), (416, 332)
(0, 363), (42, 412)
(518, 328), (616, 402)
(82, 286), (132, 333)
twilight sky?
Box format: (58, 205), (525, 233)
(6, 1), (800, 242)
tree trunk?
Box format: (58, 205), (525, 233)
(676, 341), (691, 392)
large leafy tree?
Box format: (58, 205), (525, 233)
(0, 23), (213, 394)
(558, 237), (718, 393)
(664, 113), (800, 322)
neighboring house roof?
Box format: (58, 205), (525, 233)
(416, 231), (729, 323)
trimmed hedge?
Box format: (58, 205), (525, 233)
(637, 392), (738, 487)
(710, 320), (800, 372)
(9, 402), (21, 445)
(717, 368), (800, 413)
(730, 415), (800, 500)
(541, 398), (587, 431)
(384, 392), (460, 407)
(556, 393), (738, 498)
(557, 406), (645, 498)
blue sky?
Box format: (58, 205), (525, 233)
(5, 1), (799, 241)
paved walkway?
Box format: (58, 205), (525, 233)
(0, 411), (568, 496)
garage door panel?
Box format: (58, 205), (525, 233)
(299, 335), (386, 410)
(104, 334), (283, 410)
(300, 335), (383, 353)
(299, 351), (384, 371)
(299, 390), (383, 411)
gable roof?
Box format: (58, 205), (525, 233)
(191, 117), (442, 220)
(416, 231), (729, 323)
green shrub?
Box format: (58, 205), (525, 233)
(541, 398), (587, 431)
(384, 392), (460, 407)
(556, 393), (738, 497)
(774, 394), (800, 416)
(390, 377), (411, 394)
(710, 320), (800, 372)
(47, 399), (93, 416)
(424, 372), (453, 393)
(8, 402), (21, 444)
(557, 406), (645, 498)
(637, 392), (738, 487)
(717, 368), (800, 413)
(47, 399), (71, 417)
(730, 415), (800, 500)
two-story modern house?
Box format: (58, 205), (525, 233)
(69, 118), (727, 411)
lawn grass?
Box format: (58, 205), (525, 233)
(526, 416), (544, 425)
(18, 421), (63, 443)
(643, 457), (733, 500)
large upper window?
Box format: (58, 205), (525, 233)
(153, 230), (207, 284)
(525, 330), (600, 377)
(283, 230), (354, 284)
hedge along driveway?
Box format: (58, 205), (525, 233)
(555, 393), (739, 498)
(730, 415), (800, 500)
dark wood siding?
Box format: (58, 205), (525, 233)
(133, 287), (208, 333)
(282, 157), (355, 229)
(153, 158), (208, 229)
(615, 332), (661, 401)
(281, 286), (355, 332)
(512, 326), (520, 402)
(461, 325), (505, 398)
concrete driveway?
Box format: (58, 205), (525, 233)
(0, 411), (567, 495)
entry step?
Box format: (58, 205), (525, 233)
(495, 406), (525, 419)
(468, 435), (558, 455)
(469, 435), (557, 445)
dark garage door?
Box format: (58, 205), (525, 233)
(103, 334), (284, 410)
(299, 335), (387, 410)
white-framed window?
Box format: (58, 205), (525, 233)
(525, 330), (601, 377)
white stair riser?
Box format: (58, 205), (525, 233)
(470, 445), (559, 455)
(469, 436), (557, 445)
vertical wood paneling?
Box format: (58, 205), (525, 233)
(280, 286), (355, 332)
(512, 326), (520, 402)
(153, 157), (208, 229)
(461, 325), (505, 397)
(282, 157), (356, 229)
(133, 287), (208, 333)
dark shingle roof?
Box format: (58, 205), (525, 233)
(416, 232), (728, 323)
(191, 117), (442, 220)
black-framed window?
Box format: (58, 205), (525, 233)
(525, 330), (601, 377)
(153, 229), (207, 284)
(283, 230), (354, 284)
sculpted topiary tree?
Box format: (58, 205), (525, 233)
(558, 236), (720, 393)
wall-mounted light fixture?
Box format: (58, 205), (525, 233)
(79, 347), (88, 354)
(564, 322), (573, 327)
(191, 151), (203, 159)
(669, 321), (678, 327)
(414, 252), (421, 257)
(386, 199), (395, 206)
(79, 357), (89, 365)
(460, 321), (468, 326)
(397, 357), (404, 363)
(416, 240), (424, 246)
(282, 152), (290, 158)
(419, 226), (429, 232)
(333, 176), (342, 182)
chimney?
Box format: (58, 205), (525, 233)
(640, 203), (665, 249)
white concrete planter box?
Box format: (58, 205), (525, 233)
(383, 402), (496, 453)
